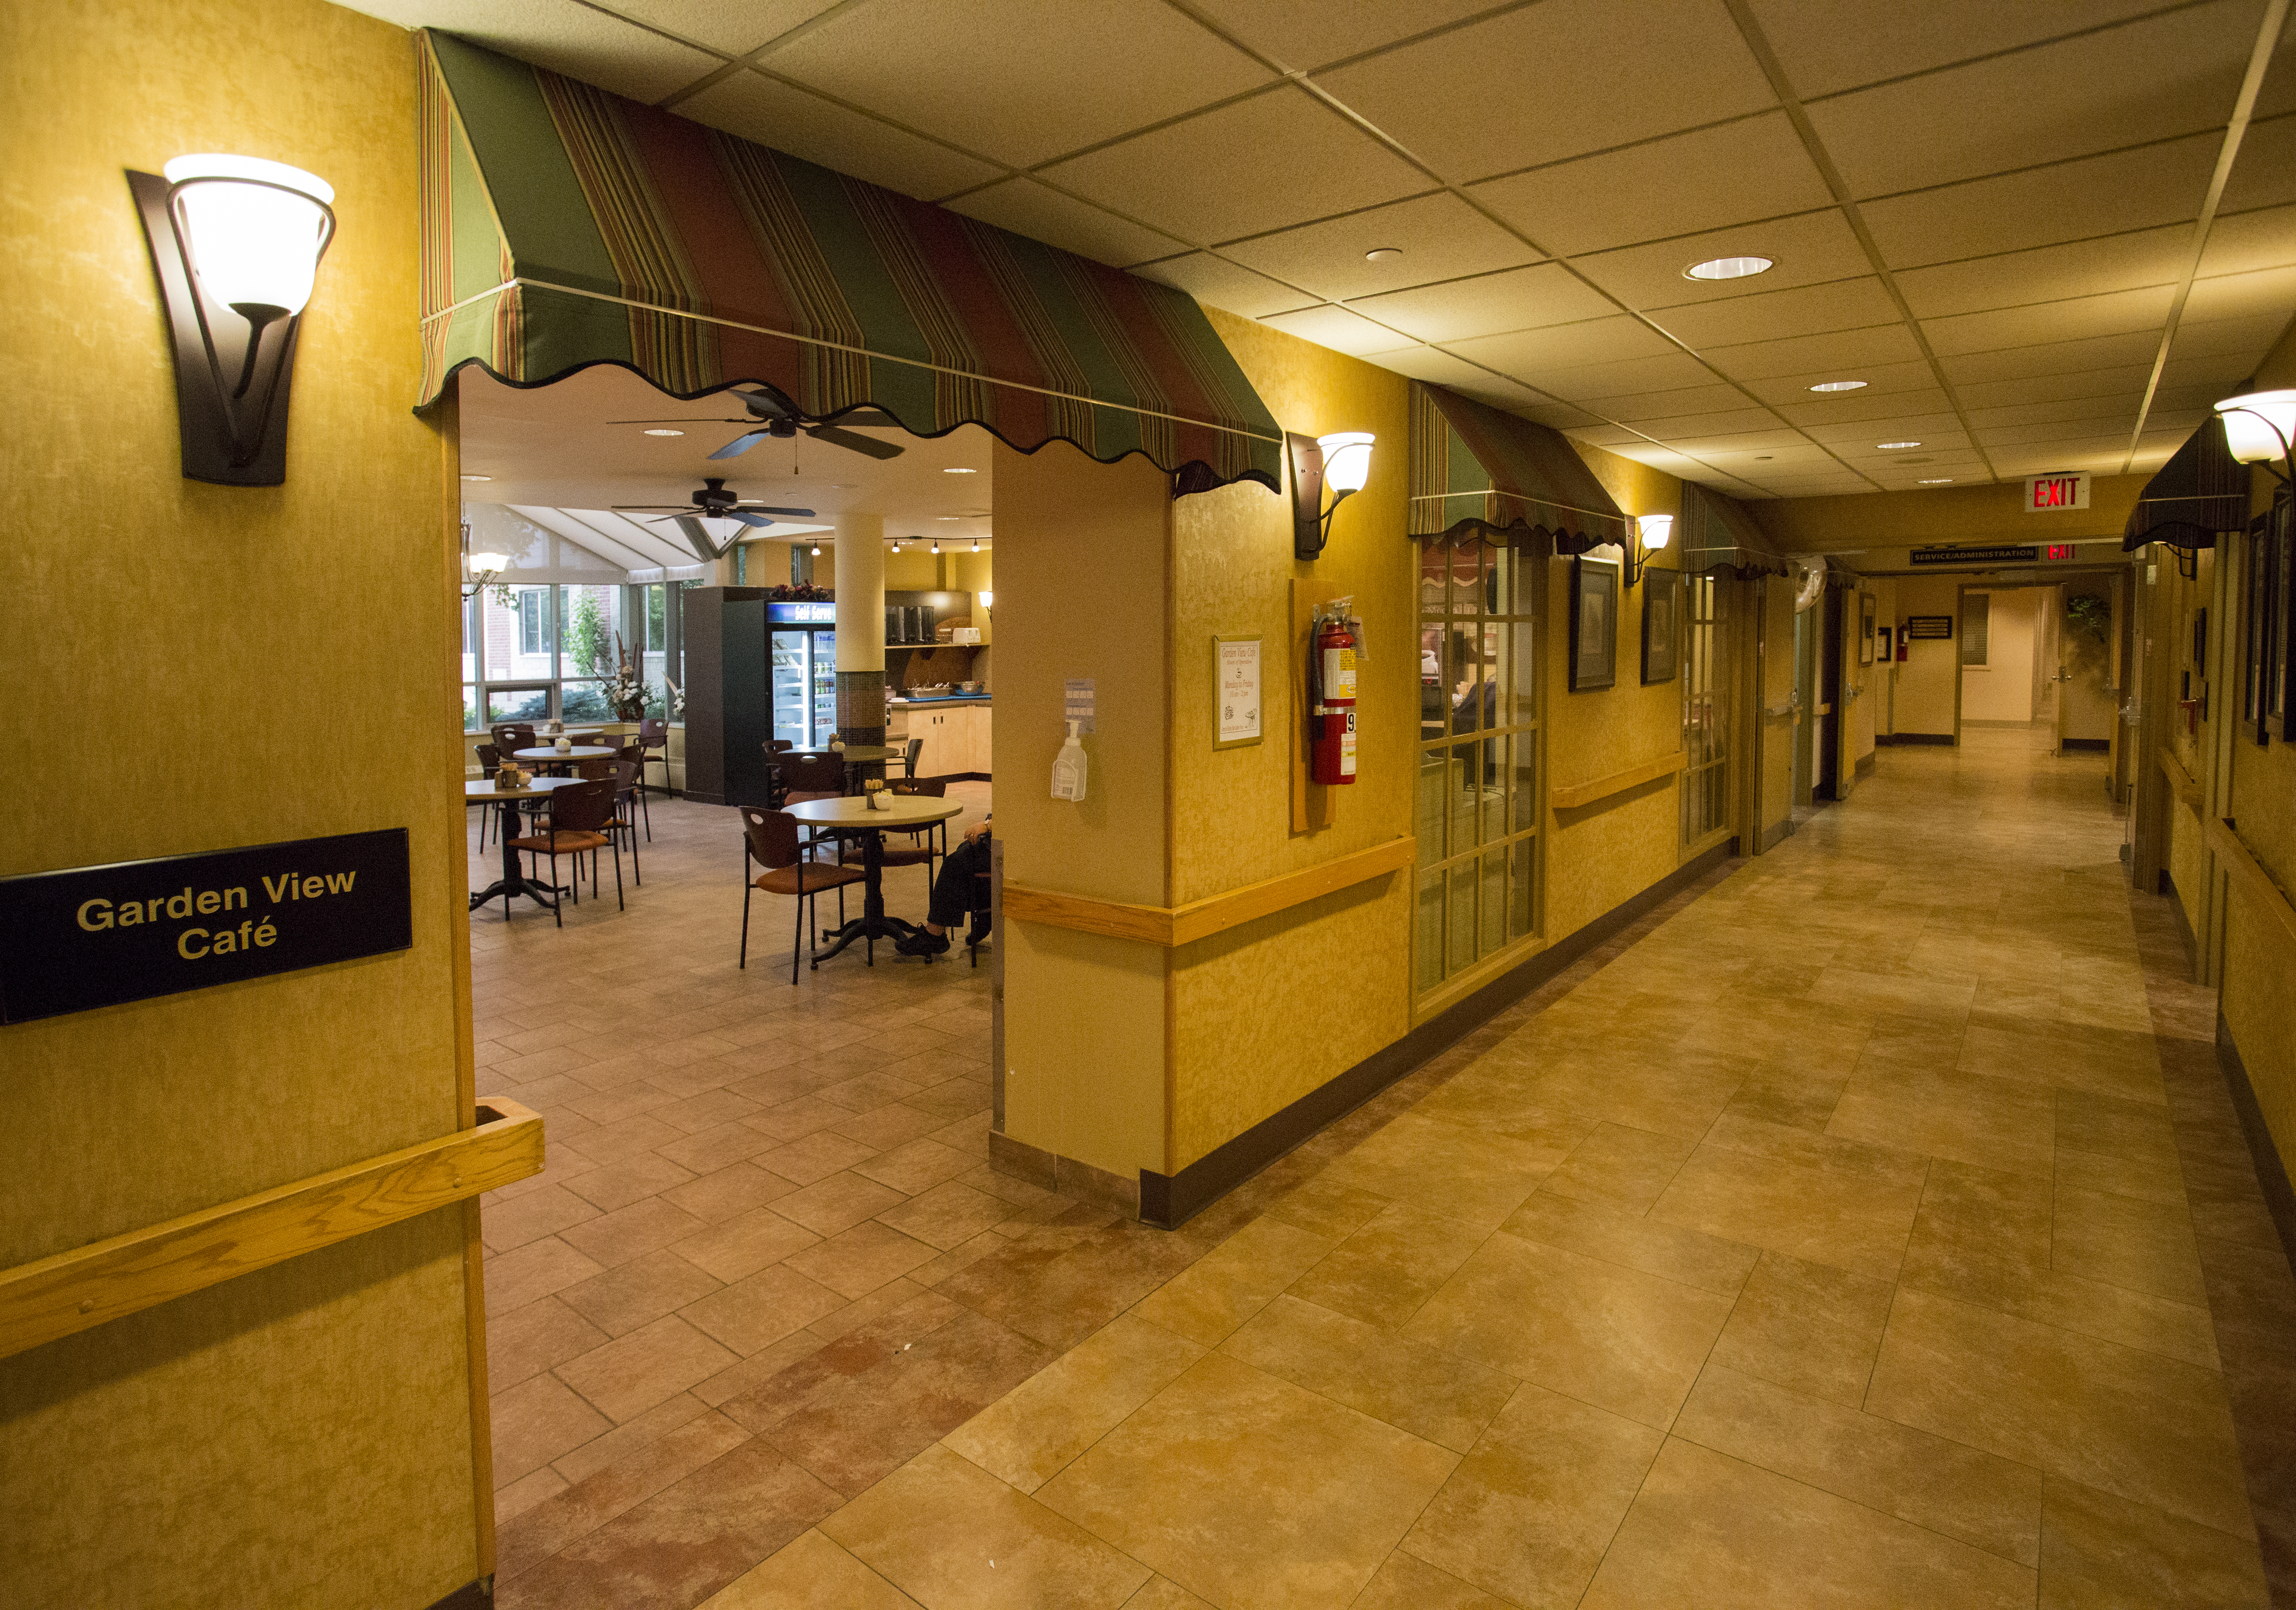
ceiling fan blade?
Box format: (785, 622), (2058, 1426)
(614, 506), (699, 514)
(607, 416), (748, 425)
(807, 424), (905, 460)
(734, 504), (817, 517)
(708, 429), (771, 461)
(729, 386), (798, 421)
(731, 510), (777, 529)
(829, 408), (903, 429)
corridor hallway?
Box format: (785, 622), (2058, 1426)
(494, 736), (2294, 1610)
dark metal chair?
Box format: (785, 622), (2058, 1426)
(475, 743), (501, 849)
(739, 807), (864, 984)
(607, 754), (645, 886)
(506, 778), (622, 927)
(899, 736), (923, 778)
(637, 717), (673, 803)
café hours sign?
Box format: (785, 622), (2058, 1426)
(0, 829), (412, 1024)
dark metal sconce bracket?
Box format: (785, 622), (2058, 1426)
(127, 168), (308, 486)
(1287, 431), (1362, 562)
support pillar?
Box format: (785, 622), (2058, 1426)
(833, 512), (886, 749)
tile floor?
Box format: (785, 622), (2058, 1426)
(471, 730), (2296, 1608)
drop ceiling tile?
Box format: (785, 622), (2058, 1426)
(607, 0), (838, 57)
(2219, 113), (2296, 214)
(678, 72), (1001, 198)
(1703, 324), (1925, 381)
(1466, 112), (1831, 258)
(1938, 332), (2164, 384)
(1517, 351), (1720, 401)
(1775, 387), (1953, 426)
(1963, 393), (2146, 430)
(1221, 192), (1536, 302)
(1954, 366), (2158, 410)
(1567, 424), (1647, 448)
(1311, 0), (1774, 183)
(1130, 253), (1319, 319)
(1517, 401), (1607, 430)
(1894, 226), (2190, 319)
(1571, 209), (1869, 312)
(361, 0), (725, 101)
(2182, 264), (2296, 325)
(1358, 343), (1519, 390)
(1441, 375), (1561, 412)
(1617, 408), (1793, 442)
(1588, 382), (1755, 421)
(1738, 358), (1941, 405)
(1180, 0), (1504, 73)
(1258, 303), (1419, 356)
(763, 0), (1272, 169)
(2199, 204), (2296, 276)
(1446, 315), (1681, 378)
(1921, 286), (2175, 358)
(2159, 351), (2269, 392)
(1660, 428), (1813, 456)
(1860, 134), (2219, 270)
(1040, 86), (1429, 244)
(2151, 381), (2240, 413)
(1988, 439), (2136, 472)
(1745, 0), (2170, 99)
(2140, 408), (2211, 435)
(1804, 5), (2254, 201)
(1345, 262), (1616, 344)
(1598, 445), (1736, 479)
(2166, 310), (2291, 357)
(1645, 275), (1899, 349)
(945, 178), (1188, 267)
(1800, 411), (1967, 446)
(1977, 417), (2140, 447)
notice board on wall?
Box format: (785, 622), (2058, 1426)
(1904, 615), (1955, 640)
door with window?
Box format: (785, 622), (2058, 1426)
(1680, 573), (1735, 849)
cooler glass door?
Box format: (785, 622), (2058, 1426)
(811, 630), (837, 747)
(770, 628), (809, 750)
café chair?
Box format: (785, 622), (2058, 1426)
(966, 866), (993, 967)
(842, 779), (944, 901)
(638, 717), (673, 802)
(507, 777), (622, 927)
(491, 722), (536, 760)
(607, 755), (645, 886)
(475, 743), (501, 849)
(614, 740), (654, 838)
(573, 754), (615, 781)
(898, 737), (923, 779)
(739, 807), (864, 984)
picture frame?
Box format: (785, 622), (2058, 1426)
(1570, 555), (1618, 692)
(1877, 626), (1893, 662)
(1640, 566), (1679, 685)
(2275, 498), (2294, 741)
(1858, 591), (1876, 666)
(2244, 514), (2271, 741)
(1213, 634), (1262, 750)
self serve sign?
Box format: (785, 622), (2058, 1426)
(2024, 472), (2089, 512)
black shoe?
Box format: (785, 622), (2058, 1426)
(895, 930), (951, 957)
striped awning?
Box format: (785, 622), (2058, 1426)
(1408, 383), (1630, 551)
(2122, 416), (2247, 551)
(1679, 483), (1790, 578)
(417, 32), (1281, 491)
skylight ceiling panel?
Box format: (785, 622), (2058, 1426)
(1040, 86), (1427, 244)
(1802, 4), (2254, 201)
(1743, 0), (2169, 100)
(1775, 388), (1954, 426)
(1445, 314), (1681, 377)
(1570, 209), (1869, 311)
(1311, 0), (1775, 184)
(1464, 112), (1830, 258)
(1859, 135), (2219, 270)
(946, 178), (1187, 269)
(1258, 303), (1414, 356)
(763, 0), (1273, 169)
(2197, 204), (2296, 277)
(1920, 286), (2176, 358)
(1221, 192), (1538, 302)
(1893, 226), (2189, 320)
(1346, 263), (1618, 345)
(676, 72), (1001, 201)
(1131, 253), (1319, 319)
(1701, 324), (1925, 382)
(1648, 276), (1899, 348)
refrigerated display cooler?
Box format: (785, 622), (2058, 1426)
(681, 589), (841, 806)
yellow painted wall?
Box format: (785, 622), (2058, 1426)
(1962, 588), (2042, 723)
(1749, 474), (2150, 554)
(1893, 576), (1961, 737)
(992, 441), (1169, 1174)
(1165, 309), (1414, 1170)
(0, 1), (481, 1605)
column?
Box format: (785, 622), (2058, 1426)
(833, 511), (886, 749)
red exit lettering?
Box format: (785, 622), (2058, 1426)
(2047, 544), (2075, 561)
(2032, 478), (2068, 508)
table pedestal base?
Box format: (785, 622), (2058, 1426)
(472, 800), (570, 915)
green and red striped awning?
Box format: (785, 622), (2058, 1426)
(417, 31), (1281, 490)
(1408, 383), (1630, 551)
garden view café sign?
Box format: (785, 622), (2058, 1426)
(0, 830), (411, 1023)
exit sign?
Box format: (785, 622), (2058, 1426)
(2024, 472), (2089, 512)
(2046, 544), (2077, 561)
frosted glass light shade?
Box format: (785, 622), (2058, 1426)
(2215, 390), (2296, 464)
(466, 551), (508, 578)
(1638, 514), (1673, 550)
(163, 154), (335, 316)
(1317, 431), (1375, 493)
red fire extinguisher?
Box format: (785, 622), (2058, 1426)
(1310, 608), (1358, 785)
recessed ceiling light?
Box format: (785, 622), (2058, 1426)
(460, 474), (490, 481)
(1918, 478), (1955, 485)
(642, 427), (685, 436)
(936, 515), (962, 520)
(1876, 441), (1922, 450)
(1684, 255), (1773, 281)
(830, 483), (855, 490)
(1364, 247), (1403, 262)
(1808, 380), (1867, 393)
(943, 466), (978, 474)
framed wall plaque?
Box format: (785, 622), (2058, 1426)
(1214, 635), (1262, 749)
(1905, 615), (1954, 640)
(1859, 592), (1877, 665)
(1570, 556), (1618, 692)
(1640, 566), (1679, 685)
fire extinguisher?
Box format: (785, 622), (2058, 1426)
(1310, 605), (1358, 785)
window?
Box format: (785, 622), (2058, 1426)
(1414, 539), (1540, 998)
(1961, 593), (1991, 667)
(1682, 574), (1731, 845)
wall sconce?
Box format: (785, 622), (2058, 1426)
(2214, 389), (2296, 483)
(978, 590), (994, 611)
(1627, 513), (1673, 585)
(463, 552), (508, 600)
(1288, 431), (1375, 561)
(129, 154), (337, 486)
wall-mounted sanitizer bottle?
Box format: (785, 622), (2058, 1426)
(1051, 720), (1087, 801)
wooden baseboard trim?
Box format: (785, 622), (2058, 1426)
(427, 1579), (493, 1610)
(2061, 737), (2110, 752)
(1138, 840), (1738, 1229)
(0, 1099), (543, 1362)
(987, 1130), (1140, 1218)
(1755, 818), (1793, 853)
(1004, 836), (1412, 949)
(2217, 1013), (2296, 1278)
(1876, 733), (1954, 746)
(1854, 752), (1876, 779)
(1549, 750), (1684, 811)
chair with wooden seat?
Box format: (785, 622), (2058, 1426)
(506, 777), (622, 927)
(739, 807), (864, 983)
(841, 778), (944, 900)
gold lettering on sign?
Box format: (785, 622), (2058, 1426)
(77, 898), (112, 931)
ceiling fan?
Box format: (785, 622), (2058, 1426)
(613, 478), (816, 562)
(611, 384), (906, 462)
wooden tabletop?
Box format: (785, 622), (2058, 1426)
(783, 795), (962, 829)
(787, 745), (901, 761)
(465, 777), (584, 804)
(512, 745), (615, 761)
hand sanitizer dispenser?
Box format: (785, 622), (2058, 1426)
(1051, 721), (1087, 801)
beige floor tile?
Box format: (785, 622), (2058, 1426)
(1130, 1215), (1334, 1346)
(1410, 1067), (1601, 1161)
(2055, 1088), (2181, 1168)
(773, 1171), (911, 1237)
(1826, 1065), (2056, 1176)
(2038, 1474), (2270, 1609)
(1260, 1175), (1393, 1240)
(1038, 1353), (1457, 1608)
(559, 1254), (726, 1339)
(1502, 1190), (1759, 1297)
(1120, 1576), (1214, 1608)
(1221, 1295), (1515, 1454)
(1352, 1549), (1516, 1608)
(1399, 1381), (1663, 1606)
(944, 1314), (1204, 1494)
(1708, 1249), (1896, 1407)
(700, 1528), (921, 1608)
(823, 1443), (1151, 1609)
(1582, 1439), (2036, 1607)
(1504, 1042), (1756, 1140)
(673, 1208), (822, 1285)
(1313, 1111), (1556, 1228)
(679, 1265), (846, 1356)
(1812, 963), (1979, 1021)
(1403, 1231), (1735, 1429)
(1284, 1202), (1491, 1330)
(1715, 1065), (1848, 1133)
(873, 1179), (1015, 1250)
(2056, 1143), (2185, 1207)
(1534, 1122), (1698, 1213)
(1653, 1117), (1930, 1280)
(1864, 1287), (2254, 1540)
(2052, 1182), (2208, 1305)
(782, 1220), (939, 1300)
(1959, 1015), (2166, 1105)
(1676, 1363), (2043, 1566)
(556, 1314), (743, 1425)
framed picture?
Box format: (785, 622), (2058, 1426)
(1640, 566), (1679, 684)
(2244, 515), (2271, 740)
(2275, 498), (2294, 741)
(1877, 626), (1893, 662)
(1858, 592), (1876, 665)
(1213, 635), (1262, 750)
(1570, 556), (1618, 692)
(1906, 615), (1953, 640)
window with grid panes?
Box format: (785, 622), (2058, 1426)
(1681, 574), (1732, 844)
(1415, 538), (1540, 997)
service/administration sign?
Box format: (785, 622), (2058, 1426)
(0, 829), (412, 1024)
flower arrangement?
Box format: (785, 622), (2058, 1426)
(666, 679), (686, 720)
(765, 583), (832, 602)
(608, 632), (648, 721)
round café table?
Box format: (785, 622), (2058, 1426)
(513, 744), (615, 776)
(464, 776), (584, 915)
(784, 794), (962, 966)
